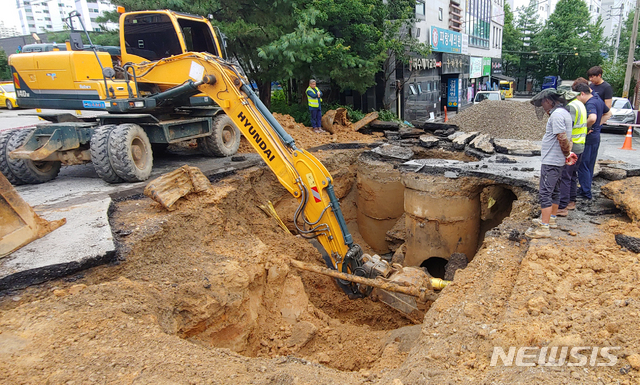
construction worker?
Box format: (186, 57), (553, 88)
(527, 89), (577, 238)
(307, 79), (323, 133)
(574, 82), (610, 201)
(556, 88), (587, 216)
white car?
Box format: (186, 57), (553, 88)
(473, 91), (504, 104)
(604, 97), (636, 134)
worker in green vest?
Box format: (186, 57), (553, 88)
(556, 87), (587, 216)
(307, 79), (323, 133)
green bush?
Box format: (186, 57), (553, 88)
(270, 90), (311, 127)
(377, 109), (398, 122)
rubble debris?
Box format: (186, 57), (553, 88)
(452, 132), (479, 150)
(371, 144), (414, 161)
(495, 155), (517, 164)
(143, 165), (211, 209)
(448, 131), (465, 141)
(370, 120), (400, 130)
(601, 177), (640, 221)
(493, 139), (541, 156)
(615, 234), (640, 253)
(599, 166), (628, 181)
(399, 127), (426, 139)
(353, 112), (379, 131)
(418, 135), (439, 148)
(386, 214), (407, 252)
(444, 253), (468, 281)
(321, 108), (351, 134)
(469, 134), (494, 154)
(449, 100), (547, 140)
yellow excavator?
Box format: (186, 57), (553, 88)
(1, 9), (446, 313)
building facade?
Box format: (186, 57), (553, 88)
(386, 0), (504, 121)
(15, 0), (115, 35)
(0, 21), (21, 38)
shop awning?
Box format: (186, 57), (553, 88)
(492, 74), (516, 82)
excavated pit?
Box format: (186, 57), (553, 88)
(107, 147), (527, 372)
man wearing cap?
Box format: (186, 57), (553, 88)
(527, 89), (577, 238)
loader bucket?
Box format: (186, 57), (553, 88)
(0, 173), (66, 258)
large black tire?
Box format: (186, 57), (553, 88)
(6, 128), (61, 184)
(108, 123), (153, 182)
(197, 114), (241, 157)
(90, 124), (124, 183)
(0, 129), (25, 185)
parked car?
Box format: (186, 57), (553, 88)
(602, 97), (636, 134)
(474, 91), (504, 104)
(0, 83), (18, 110)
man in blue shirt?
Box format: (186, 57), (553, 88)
(574, 82), (611, 200)
(306, 79), (323, 133)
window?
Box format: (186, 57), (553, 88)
(46, 24), (52, 28)
(409, 84), (417, 95)
(466, 0), (491, 48)
(43, 9), (49, 13)
(417, 83), (423, 94)
(45, 17), (50, 20)
(416, 1), (425, 15)
(26, 16), (33, 20)
(28, 23), (35, 27)
(439, 7), (443, 20)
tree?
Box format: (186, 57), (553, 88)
(0, 50), (10, 80)
(536, 0), (606, 81)
(616, 10), (640, 63)
(502, 3), (521, 76)
(513, 1), (542, 82)
(108, 0), (425, 108)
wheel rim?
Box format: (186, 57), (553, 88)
(222, 125), (236, 148)
(131, 137), (149, 170)
(31, 161), (55, 174)
(6, 101), (11, 109)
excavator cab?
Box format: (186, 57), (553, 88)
(120, 11), (227, 64)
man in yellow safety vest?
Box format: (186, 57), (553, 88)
(556, 86), (587, 216)
(307, 79), (323, 133)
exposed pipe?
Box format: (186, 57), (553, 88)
(290, 259), (448, 302)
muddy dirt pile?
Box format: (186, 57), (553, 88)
(602, 177), (640, 221)
(450, 100), (548, 140)
(238, 113), (383, 153)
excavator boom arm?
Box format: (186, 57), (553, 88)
(135, 53), (360, 274)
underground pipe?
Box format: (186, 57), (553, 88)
(290, 259), (447, 302)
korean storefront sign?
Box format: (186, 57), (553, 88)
(470, 57), (482, 78)
(442, 53), (469, 74)
(448, 78), (459, 107)
(430, 26), (463, 53)
(482, 57), (492, 76)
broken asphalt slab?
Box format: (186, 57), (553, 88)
(0, 153), (263, 292)
(399, 154), (541, 191)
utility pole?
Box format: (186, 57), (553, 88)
(622, 0), (640, 98)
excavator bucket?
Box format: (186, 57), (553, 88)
(0, 173), (66, 258)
